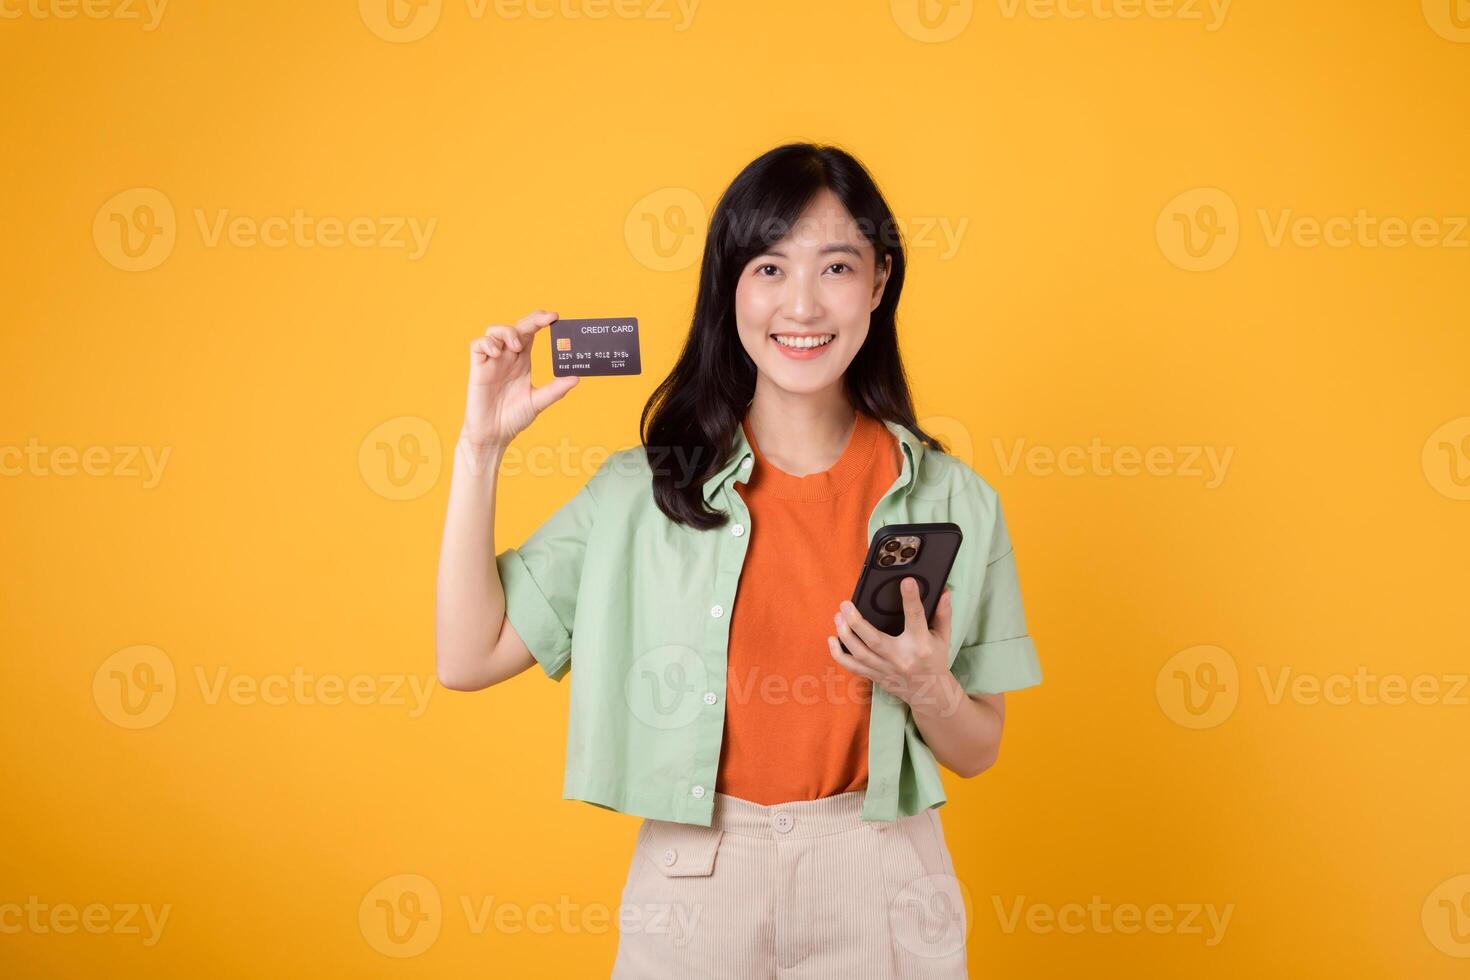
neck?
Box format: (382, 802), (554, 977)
(745, 376), (858, 478)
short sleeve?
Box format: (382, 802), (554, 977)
(949, 502), (1042, 695)
(494, 461), (609, 682)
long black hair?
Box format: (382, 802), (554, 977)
(640, 142), (947, 531)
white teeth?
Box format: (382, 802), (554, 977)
(772, 334), (834, 350)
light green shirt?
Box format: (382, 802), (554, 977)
(495, 417), (1042, 825)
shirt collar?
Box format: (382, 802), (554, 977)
(700, 415), (925, 505)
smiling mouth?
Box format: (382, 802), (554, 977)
(770, 333), (835, 350)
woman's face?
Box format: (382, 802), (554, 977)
(734, 188), (891, 397)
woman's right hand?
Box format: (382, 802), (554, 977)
(461, 309), (579, 451)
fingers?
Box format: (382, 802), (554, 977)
(899, 576), (929, 636)
(833, 611), (889, 672)
(827, 635), (883, 683)
(514, 309), (559, 339)
(529, 374), (579, 414)
(837, 599), (891, 654)
(471, 324), (524, 362)
(931, 587), (954, 644)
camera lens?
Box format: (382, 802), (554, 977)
(899, 547), (917, 559)
(882, 539), (899, 552)
(878, 554), (895, 566)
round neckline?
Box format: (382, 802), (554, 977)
(739, 410), (883, 501)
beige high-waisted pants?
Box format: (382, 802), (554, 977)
(610, 790), (970, 979)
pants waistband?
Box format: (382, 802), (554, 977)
(708, 790), (872, 839)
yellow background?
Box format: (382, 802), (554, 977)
(3, 0), (1469, 976)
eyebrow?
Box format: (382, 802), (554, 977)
(756, 243), (864, 260)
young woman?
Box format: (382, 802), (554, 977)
(435, 143), (1042, 979)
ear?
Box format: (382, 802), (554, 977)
(870, 253), (893, 311)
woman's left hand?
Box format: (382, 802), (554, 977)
(828, 578), (957, 714)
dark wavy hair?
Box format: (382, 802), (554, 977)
(640, 142), (947, 530)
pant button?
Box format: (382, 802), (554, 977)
(773, 811), (794, 834)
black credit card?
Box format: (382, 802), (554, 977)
(549, 316), (642, 377)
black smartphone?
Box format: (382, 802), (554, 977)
(847, 522), (963, 638)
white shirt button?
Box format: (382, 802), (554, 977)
(703, 692), (718, 705)
(730, 523), (744, 536)
(710, 604), (723, 618)
(773, 811), (794, 834)
(662, 849), (677, 867)
(691, 785), (706, 799)
(740, 457), (752, 471)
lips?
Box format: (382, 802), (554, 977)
(770, 333), (834, 350)
(770, 333), (835, 360)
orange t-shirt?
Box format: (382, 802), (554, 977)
(715, 409), (902, 805)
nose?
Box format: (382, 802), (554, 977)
(785, 267), (823, 324)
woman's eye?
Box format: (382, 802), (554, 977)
(827, 263), (851, 275)
(755, 264), (780, 277)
